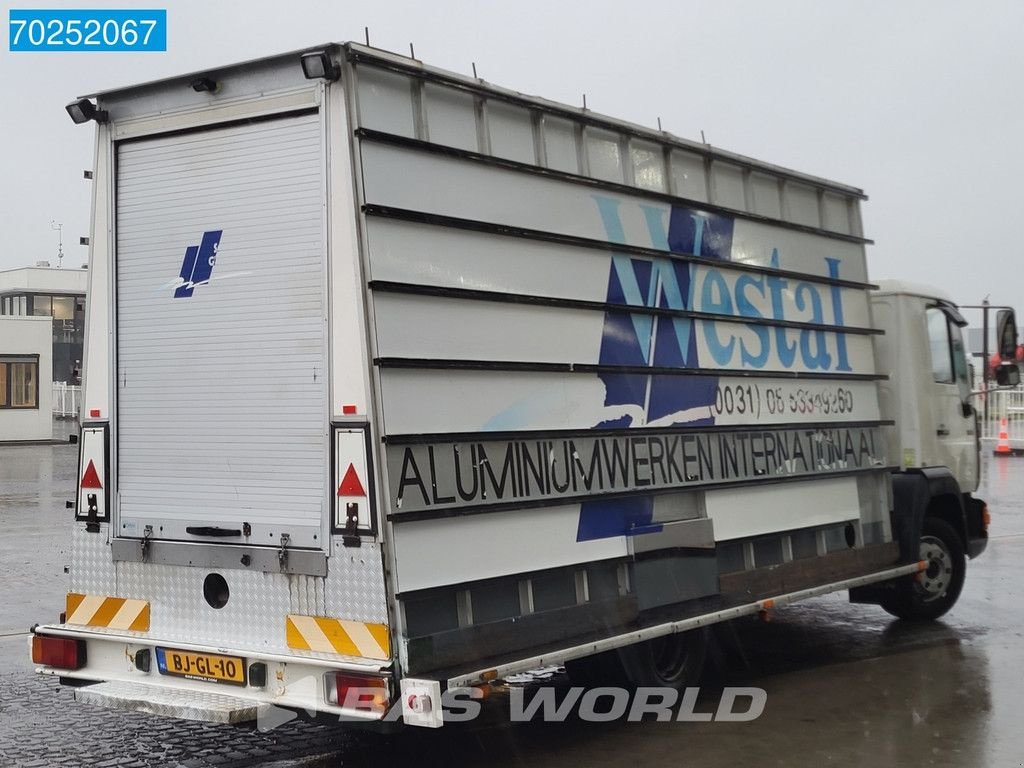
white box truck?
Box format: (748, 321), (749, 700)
(33, 42), (1019, 727)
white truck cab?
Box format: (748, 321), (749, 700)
(852, 281), (1019, 616)
(873, 280), (981, 490)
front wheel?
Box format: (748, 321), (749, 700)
(881, 517), (966, 621)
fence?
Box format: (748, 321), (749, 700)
(53, 382), (81, 419)
(978, 385), (1024, 442)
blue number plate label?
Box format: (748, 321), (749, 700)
(9, 9), (167, 52)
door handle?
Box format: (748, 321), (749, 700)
(186, 526), (242, 537)
(937, 426), (950, 436)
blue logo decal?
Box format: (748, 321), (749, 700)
(576, 199), (852, 540)
(173, 230), (222, 299)
(577, 199), (728, 541)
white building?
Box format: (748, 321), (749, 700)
(0, 264), (88, 383)
(0, 316), (53, 441)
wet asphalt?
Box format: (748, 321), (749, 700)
(1, 434), (1023, 766)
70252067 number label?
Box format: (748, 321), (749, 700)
(9, 9), (166, 52)
(710, 380), (878, 425)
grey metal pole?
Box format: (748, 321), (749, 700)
(983, 298), (990, 424)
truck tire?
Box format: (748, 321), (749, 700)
(616, 629), (709, 690)
(564, 651), (628, 688)
(881, 517), (966, 621)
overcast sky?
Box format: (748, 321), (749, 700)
(1, 0), (1022, 315)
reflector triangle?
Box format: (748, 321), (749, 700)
(337, 463), (366, 497)
(81, 460), (103, 489)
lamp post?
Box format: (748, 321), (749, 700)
(50, 220), (64, 269)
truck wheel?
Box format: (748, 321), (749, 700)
(564, 651), (627, 687)
(617, 629), (708, 690)
(881, 518), (966, 621)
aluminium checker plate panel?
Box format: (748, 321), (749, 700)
(324, 540), (389, 625)
(69, 524), (117, 597)
(67, 540), (390, 658)
(115, 561), (294, 654)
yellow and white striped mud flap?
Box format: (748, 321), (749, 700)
(286, 615), (390, 660)
(66, 593), (150, 632)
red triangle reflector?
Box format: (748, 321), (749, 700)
(337, 463), (366, 497)
(81, 460), (103, 489)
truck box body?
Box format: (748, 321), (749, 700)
(39, 43), (920, 722)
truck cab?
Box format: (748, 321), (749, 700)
(857, 281), (1018, 617)
(872, 281), (980, 492)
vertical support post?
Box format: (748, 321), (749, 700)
(983, 298), (990, 424)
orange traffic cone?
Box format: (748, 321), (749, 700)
(994, 418), (1012, 455)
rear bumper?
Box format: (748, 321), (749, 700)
(31, 624), (392, 726)
(75, 680), (261, 725)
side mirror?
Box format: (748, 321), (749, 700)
(996, 309), (1018, 358)
(995, 363), (1021, 387)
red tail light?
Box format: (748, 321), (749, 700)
(31, 635), (86, 670)
(331, 673), (389, 714)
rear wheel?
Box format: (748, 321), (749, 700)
(565, 629), (709, 690)
(564, 650), (627, 687)
(617, 629), (709, 689)
(881, 517), (966, 621)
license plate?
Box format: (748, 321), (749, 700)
(156, 647), (246, 686)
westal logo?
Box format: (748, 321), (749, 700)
(173, 230), (222, 298)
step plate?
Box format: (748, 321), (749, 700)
(75, 680), (258, 724)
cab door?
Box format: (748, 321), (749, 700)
(925, 306), (977, 491)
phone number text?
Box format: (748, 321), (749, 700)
(712, 383), (857, 420)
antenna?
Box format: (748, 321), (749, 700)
(409, 42), (415, 59)
(472, 62), (478, 79)
(50, 220), (64, 269)
(582, 93), (587, 110)
(364, 26), (370, 46)
(657, 116), (662, 131)
(700, 129), (707, 144)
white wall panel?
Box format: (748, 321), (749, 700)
(671, 149), (708, 202)
(360, 143), (868, 282)
(365, 218), (873, 328)
(487, 101), (535, 164)
(372, 292), (876, 376)
(710, 162), (747, 211)
(373, 293), (603, 364)
(379, 369), (881, 435)
(392, 505), (626, 592)
(423, 83), (478, 151)
(356, 66), (415, 138)
(706, 477), (859, 541)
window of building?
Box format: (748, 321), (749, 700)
(32, 295), (52, 317)
(8, 296), (28, 316)
(51, 296), (74, 321)
(1, 296), (28, 316)
(0, 356), (39, 408)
